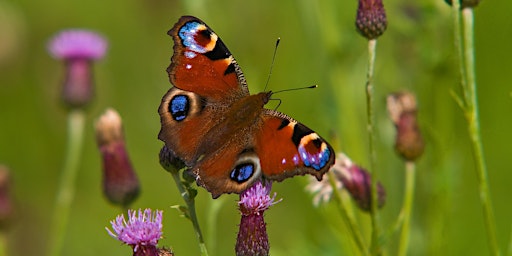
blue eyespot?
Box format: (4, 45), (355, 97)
(179, 21), (208, 53)
(298, 144), (331, 171)
(230, 163), (254, 183)
(169, 95), (189, 121)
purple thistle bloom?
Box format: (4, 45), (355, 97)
(47, 29), (107, 108)
(236, 181), (281, 256)
(107, 209), (163, 256)
(48, 29), (107, 60)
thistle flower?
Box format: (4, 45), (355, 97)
(387, 92), (425, 161)
(235, 181), (281, 256)
(48, 29), (107, 108)
(307, 153), (386, 211)
(107, 209), (163, 256)
(95, 108), (140, 207)
(355, 0), (388, 40)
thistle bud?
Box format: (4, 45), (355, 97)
(355, 0), (388, 40)
(307, 153), (386, 211)
(337, 154), (386, 211)
(159, 146), (186, 174)
(235, 181), (281, 256)
(48, 29), (107, 108)
(387, 92), (425, 161)
(95, 108), (140, 207)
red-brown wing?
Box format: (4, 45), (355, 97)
(167, 16), (249, 101)
(159, 16), (250, 164)
(254, 109), (335, 181)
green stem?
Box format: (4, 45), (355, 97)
(452, 4), (500, 255)
(206, 197), (225, 255)
(169, 171), (209, 256)
(328, 172), (368, 256)
(365, 38), (382, 255)
(397, 162), (416, 256)
(47, 109), (86, 256)
(0, 232), (7, 256)
(462, 8), (500, 255)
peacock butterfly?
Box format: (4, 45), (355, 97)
(158, 16), (335, 198)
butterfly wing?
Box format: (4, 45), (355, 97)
(192, 108), (335, 198)
(159, 16), (250, 164)
(254, 109), (335, 181)
(167, 16), (249, 100)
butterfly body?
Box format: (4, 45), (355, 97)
(159, 16), (334, 198)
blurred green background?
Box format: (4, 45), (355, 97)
(1, 0), (511, 255)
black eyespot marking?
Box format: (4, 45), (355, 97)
(169, 95), (190, 121)
(291, 123), (314, 147)
(224, 62), (236, 75)
(204, 38), (230, 61)
(277, 119), (290, 130)
(230, 163), (254, 183)
(312, 138), (323, 148)
(199, 28), (212, 40)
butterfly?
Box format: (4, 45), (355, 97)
(158, 16), (335, 198)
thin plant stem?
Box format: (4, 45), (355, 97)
(0, 232), (7, 256)
(458, 7), (500, 256)
(365, 38), (382, 255)
(47, 109), (86, 256)
(397, 161), (416, 256)
(507, 224), (512, 256)
(169, 170), (209, 256)
(328, 172), (368, 256)
(206, 197), (226, 255)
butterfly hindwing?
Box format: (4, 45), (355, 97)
(255, 109), (335, 181)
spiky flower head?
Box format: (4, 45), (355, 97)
(235, 181), (281, 256)
(48, 29), (107, 108)
(107, 209), (163, 256)
(355, 0), (388, 40)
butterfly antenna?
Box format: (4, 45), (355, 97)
(269, 85), (318, 110)
(263, 38), (281, 92)
(272, 85), (318, 95)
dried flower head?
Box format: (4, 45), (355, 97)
(95, 108), (140, 207)
(387, 92), (425, 161)
(307, 153), (386, 211)
(355, 0), (388, 40)
(235, 181), (281, 256)
(107, 209), (163, 256)
(48, 29), (107, 108)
